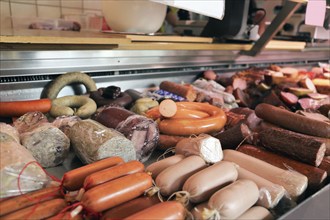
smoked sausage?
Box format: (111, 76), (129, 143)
(255, 103), (330, 138)
(83, 160), (144, 190)
(123, 201), (186, 220)
(159, 102), (226, 136)
(81, 172), (153, 213)
(62, 156), (124, 191)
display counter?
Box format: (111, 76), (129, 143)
(0, 34), (329, 219)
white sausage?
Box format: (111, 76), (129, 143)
(155, 155), (207, 196)
(223, 150), (308, 200)
(237, 206), (274, 220)
(146, 155), (185, 179)
(208, 179), (259, 219)
(237, 166), (285, 209)
(182, 161), (238, 203)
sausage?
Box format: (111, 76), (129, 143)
(62, 156), (124, 191)
(147, 105), (209, 121)
(81, 172), (153, 213)
(238, 144), (327, 191)
(124, 89), (144, 102)
(123, 201), (186, 220)
(13, 111), (49, 133)
(1, 198), (67, 220)
(214, 123), (252, 150)
(90, 91), (133, 108)
(207, 179), (259, 219)
(237, 166), (285, 209)
(159, 81), (197, 102)
(50, 95), (97, 119)
(182, 161), (238, 203)
(92, 105), (134, 129)
(223, 149), (308, 200)
(159, 99), (178, 117)
(46, 211), (82, 220)
(191, 202), (209, 220)
(159, 102), (227, 136)
(255, 103), (330, 138)
(0, 122), (20, 143)
(101, 195), (160, 220)
(130, 98), (159, 115)
(44, 72), (97, 100)
(258, 125), (326, 167)
(236, 206), (274, 220)
(83, 160), (145, 190)
(0, 186), (62, 216)
(0, 99), (52, 117)
(158, 134), (186, 151)
(175, 134), (223, 164)
(155, 155), (207, 196)
(146, 154), (185, 179)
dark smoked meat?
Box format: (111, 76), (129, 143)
(93, 106), (159, 162)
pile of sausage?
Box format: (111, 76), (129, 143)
(0, 64), (329, 219)
(0, 156), (186, 219)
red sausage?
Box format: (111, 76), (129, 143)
(0, 186), (62, 216)
(62, 157), (124, 191)
(101, 195), (160, 220)
(159, 102), (227, 136)
(123, 201), (186, 220)
(0, 99), (52, 117)
(1, 198), (67, 220)
(83, 160), (145, 190)
(81, 172), (153, 213)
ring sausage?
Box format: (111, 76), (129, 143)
(182, 161), (238, 203)
(255, 103), (330, 138)
(0, 99), (52, 117)
(159, 102), (227, 136)
(50, 95), (97, 119)
(81, 172), (153, 213)
(83, 160), (144, 190)
(44, 72), (97, 100)
(123, 201), (186, 220)
(62, 156), (124, 191)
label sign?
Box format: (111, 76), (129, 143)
(305, 0), (326, 26)
(151, 0), (225, 20)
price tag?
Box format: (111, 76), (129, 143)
(305, 0), (326, 26)
(151, 0), (225, 20)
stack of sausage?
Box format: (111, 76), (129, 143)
(0, 156), (186, 220)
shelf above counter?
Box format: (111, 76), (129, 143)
(0, 29), (310, 51)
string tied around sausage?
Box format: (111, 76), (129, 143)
(202, 208), (221, 220)
(167, 191), (190, 208)
(144, 179), (164, 202)
(235, 131), (256, 151)
(157, 147), (175, 161)
(17, 161), (62, 219)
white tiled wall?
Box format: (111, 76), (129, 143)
(0, 0), (103, 30)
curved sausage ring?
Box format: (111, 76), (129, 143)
(159, 102), (227, 136)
